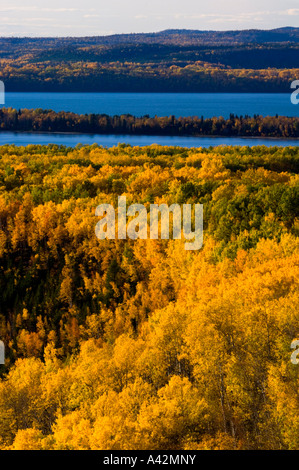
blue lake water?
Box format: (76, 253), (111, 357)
(2, 92), (298, 119)
(0, 132), (298, 148)
(0, 92), (298, 147)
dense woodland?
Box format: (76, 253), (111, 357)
(0, 143), (298, 449)
(0, 28), (298, 92)
(0, 27), (299, 452)
(1, 108), (299, 138)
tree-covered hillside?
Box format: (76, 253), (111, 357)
(0, 28), (298, 92)
(0, 143), (298, 449)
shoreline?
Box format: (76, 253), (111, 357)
(0, 130), (298, 142)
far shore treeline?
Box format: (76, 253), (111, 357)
(0, 108), (299, 138)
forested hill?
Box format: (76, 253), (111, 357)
(1, 27), (299, 48)
(0, 143), (299, 450)
(0, 28), (299, 92)
(153, 27), (299, 44)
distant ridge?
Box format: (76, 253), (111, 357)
(104, 27), (299, 45)
(0, 27), (298, 93)
(1, 27), (299, 45)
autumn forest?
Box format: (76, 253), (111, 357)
(0, 19), (299, 453)
(1, 108), (299, 138)
(0, 29), (298, 92)
(0, 143), (298, 450)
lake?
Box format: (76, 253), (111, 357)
(0, 132), (298, 148)
(1, 92), (298, 147)
(2, 92), (298, 119)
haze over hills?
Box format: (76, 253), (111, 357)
(78, 26), (299, 45)
(156, 27), (299, 44)
(1, 27), (299, 46)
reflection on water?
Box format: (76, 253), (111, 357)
(0, 132), (298, 148)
